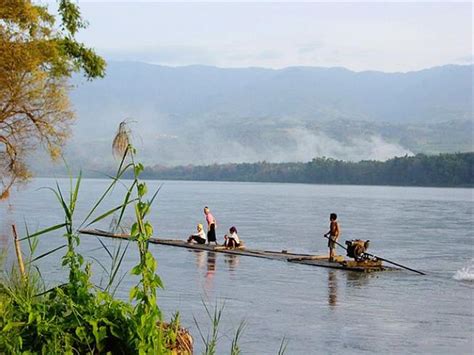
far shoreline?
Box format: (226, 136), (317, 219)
(31, 175), (474, 189)
(32, 152), (474, 189)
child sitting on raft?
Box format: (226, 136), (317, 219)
(187, 224), (207, 244)
(223, 226), (241, 249)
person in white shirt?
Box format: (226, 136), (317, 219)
(187, 224), (207, 244)
(224, 226), (241, 248)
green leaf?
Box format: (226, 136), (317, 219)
(96, 237), (113, 259)
(137, 182), (147, 198)
(70, 171), (82, 214)
(131, 265), (141, 275)
(85, 198), (138, 227)
(130, 223), (139, 237)
(155, 275), (164, 289)
(115, 181), (136, 231)
(27, 244), (67, 264)
(144, 222), (153, 237)
(55, 181), (72, 222)
(2, 321), (25, 332)
(134, 163), (144, 177)
(129, 286), (139, 300)
(148, 183), (164, 207)
(75, 326), (87, 341)
(145, 252), (156, 271)
(107, 241), (130, 291)
(19, 223), (68, 241)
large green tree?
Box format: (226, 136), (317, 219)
(0, 0), (105, 198)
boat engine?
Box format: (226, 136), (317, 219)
(345, 240), (370, 261)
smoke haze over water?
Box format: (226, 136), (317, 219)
(131, 126), (413, 165)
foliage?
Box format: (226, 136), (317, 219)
(126, 145), (166, 353)
(0, 142), (187, 354)
(142, 152), (474, 187)
(0, 0), (105, 198)
(0, 171), (135, 353)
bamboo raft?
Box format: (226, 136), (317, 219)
(79, 229), (395, 272)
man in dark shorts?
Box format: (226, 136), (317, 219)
(204, 206), (218, 245)
(324, 213), (340, 262)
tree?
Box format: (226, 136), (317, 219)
(0, 0), (105, 198)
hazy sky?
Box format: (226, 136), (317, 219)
(47, 1), (472, 72)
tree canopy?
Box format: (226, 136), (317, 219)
(141, 153), (474, 187)
(0, 0), (105, 198)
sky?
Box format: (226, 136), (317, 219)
(44, 1), (472, 72)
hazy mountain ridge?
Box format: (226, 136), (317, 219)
(32, 62), (472, 172)
(71, 62), (472, 129)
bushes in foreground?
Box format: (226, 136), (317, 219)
(0, 145), (192, 354)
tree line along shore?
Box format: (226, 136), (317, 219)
(137, 152), (473, 187)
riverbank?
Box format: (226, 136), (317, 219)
(141, 152), (474, 188)
(35, 152), (474, 188)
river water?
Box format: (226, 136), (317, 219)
(1, 178), (473, 354)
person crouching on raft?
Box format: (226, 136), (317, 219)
(224, 226), (240, 248)
(204, 206), (218, 245)
(324, 213), (340, 262)
(187, 223), (207, 244)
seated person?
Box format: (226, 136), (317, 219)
(187, 224), (207, 244)
(223, 226), (241, 248)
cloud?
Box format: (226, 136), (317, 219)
(455, 55), (474, 64)
(298, 41), (325, 55)
(101, 45), (217, 66)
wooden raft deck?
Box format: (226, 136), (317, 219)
(79, 229), (394, 272)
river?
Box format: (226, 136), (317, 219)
(1, 178), (472, 354)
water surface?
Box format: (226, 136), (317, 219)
(1, 179), (472, 354)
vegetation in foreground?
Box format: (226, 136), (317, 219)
(0, 143), (195, 354)
(141, 152), (474, 187)
(0, 130), (284, 354)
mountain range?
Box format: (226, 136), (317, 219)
(33, 62), (473, 174)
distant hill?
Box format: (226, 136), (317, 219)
(71, 62), (472, 126)
(32, 62), (473, 173)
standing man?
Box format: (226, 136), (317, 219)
(204, 206), (218, 245)
(324, 213), (340, 262)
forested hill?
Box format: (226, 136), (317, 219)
(140, 153), (473, 187)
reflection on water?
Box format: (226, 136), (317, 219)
(193, 250), (206, 270)
(191, 250), (241, 293)
(189, 250), (218, 293)
(206, 252), (216, 274)
(205, 252), (216, 293)
(224, 253), (240, 271)
(345, 271), (372, 288)
(328, 270), (338, 307)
